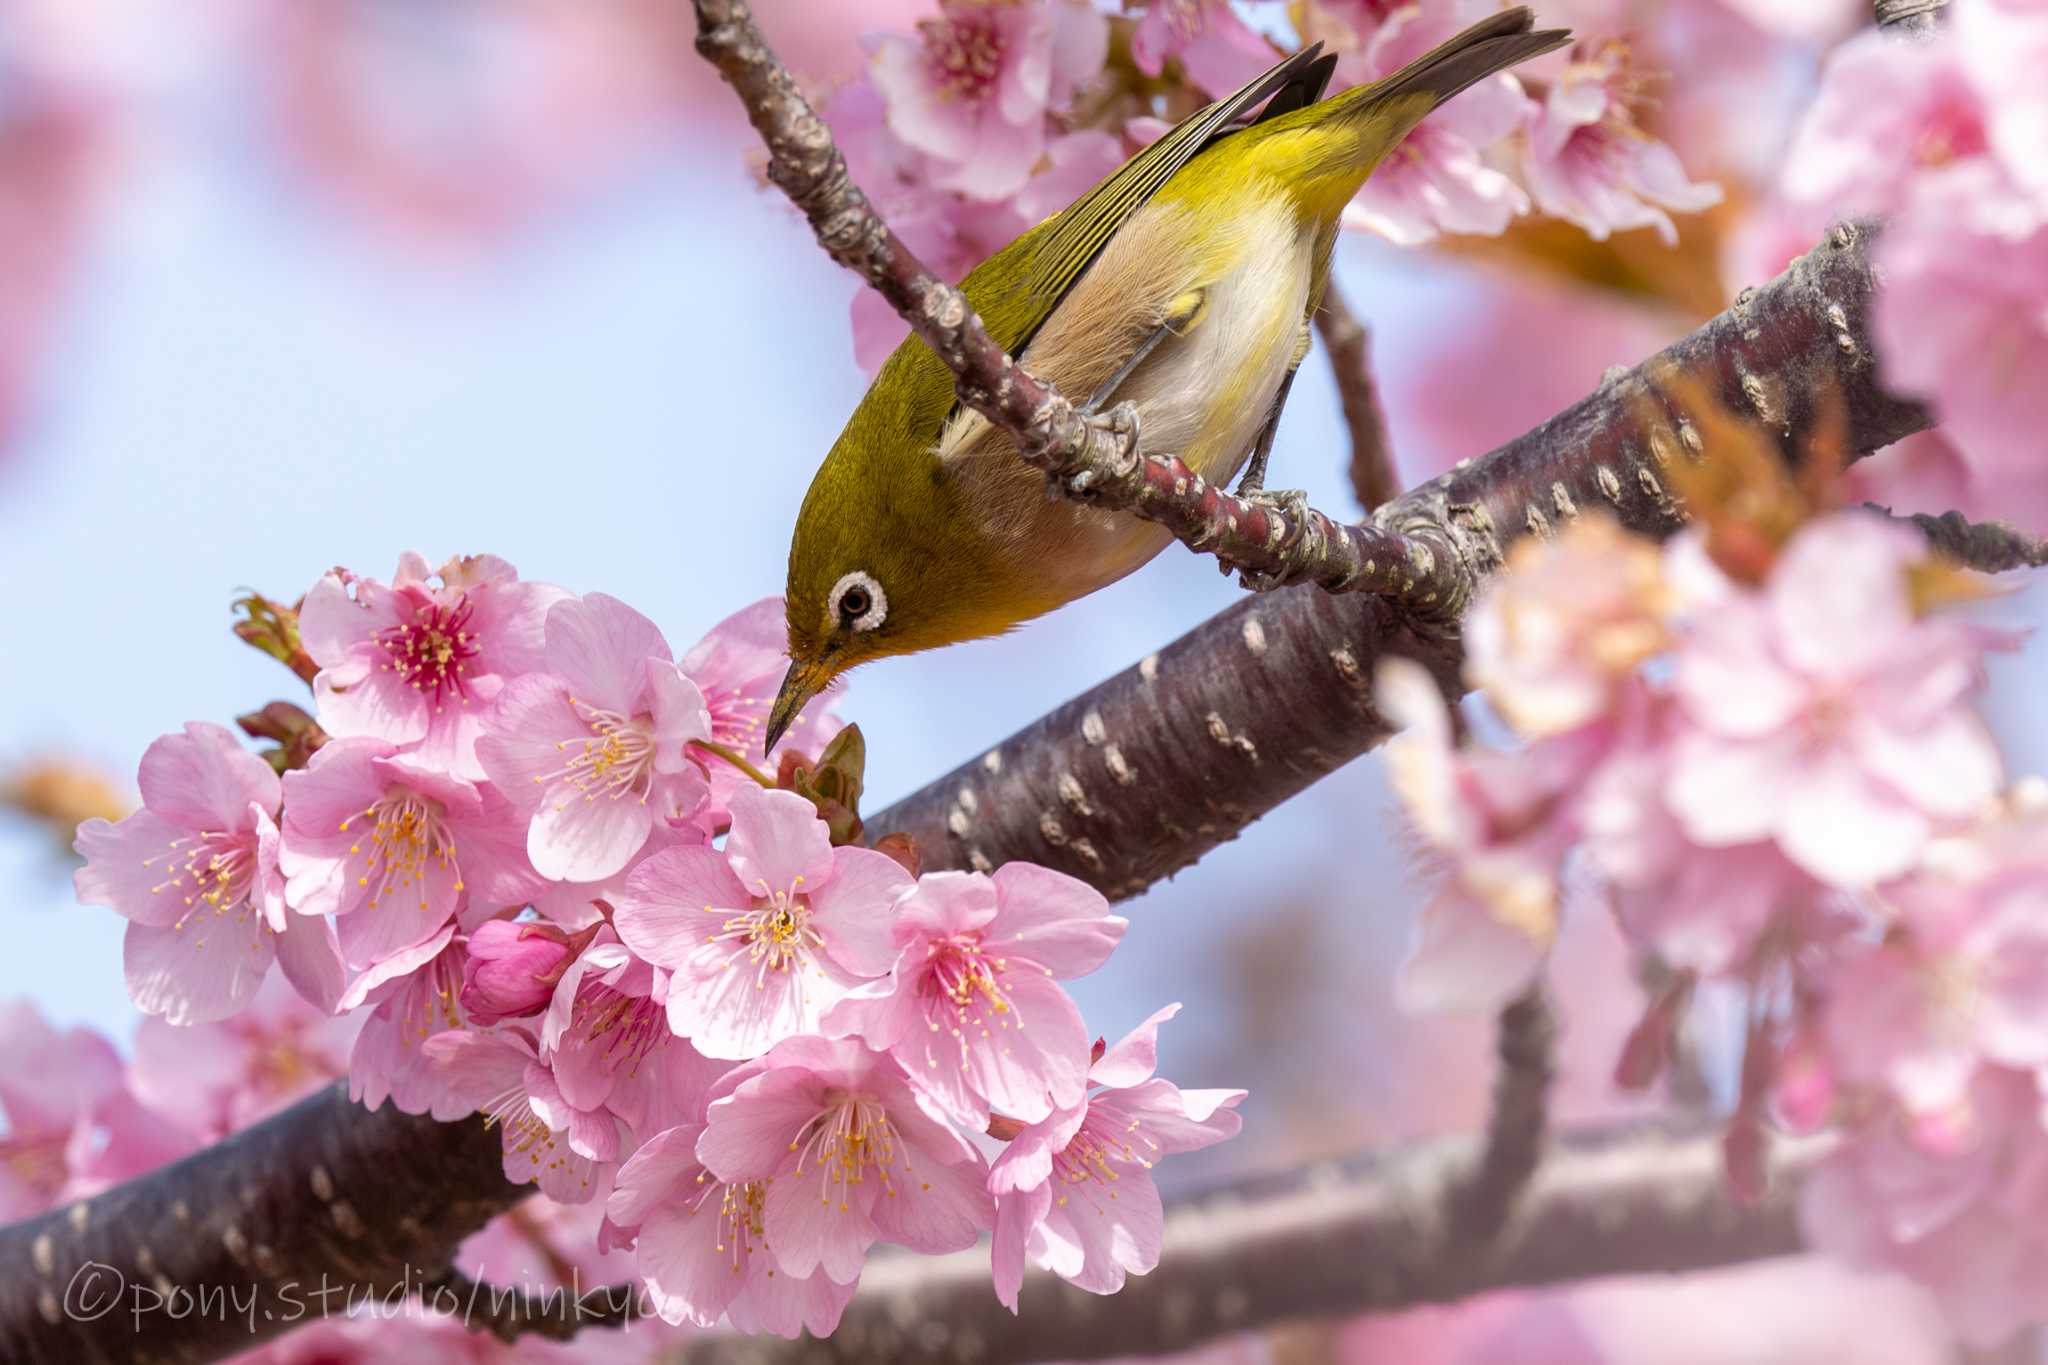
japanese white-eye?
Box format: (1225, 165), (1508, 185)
(768, 8), (1570, 750)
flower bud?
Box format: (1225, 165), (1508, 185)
(460, 920), (584, 1026)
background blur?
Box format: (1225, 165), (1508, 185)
(0, 3), (2041, 1357)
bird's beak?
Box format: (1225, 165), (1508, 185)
(765, 656), (832, 756)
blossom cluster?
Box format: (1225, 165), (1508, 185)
(71, 554), (1243, 1340)
(1753, 0), (2048, 529)
(1379, 505), (2048, 1342)
(824, 0), (1719, 371)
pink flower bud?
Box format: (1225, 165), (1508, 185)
(460, 920), (580, 1026)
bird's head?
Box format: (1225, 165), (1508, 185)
(766, 386), (1041, 753)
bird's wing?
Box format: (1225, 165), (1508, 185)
(961, 42), (1332, 361)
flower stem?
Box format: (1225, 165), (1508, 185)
(689, 740), (775, 789)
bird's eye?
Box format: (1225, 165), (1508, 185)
(829, 570), (887, 633)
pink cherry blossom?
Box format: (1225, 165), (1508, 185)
(607, 1122), (858, 1337)
(867, 0), (1107, 201)
(461, 919), (591, 1027)
(1957, 0), (2048, 213)
(1129, 0), (1277, 97)
(1802, 1067), (2048, 1347)
(1377, 659), (1593, 1013)
(826, 865), (1125, 1126)
(74, 721), (346, 1025)
(1311, 0), (1534, 245)
(281, 738), (541, 970)
(538, 931), (726, 1139)
(476, 592), (714, 883)
(1464, 516), (1671, 739)
(131, 975), (361, 1141)
(418, 1027), (619, 1204)
(612, 785), (908, 1060)
(1522, 40), (1722, 245)
(300, 554), (565, 781)
(1664, 515), (2002, 887)
(1821, 792), (2048, 1123)
(344, 927), (468, 1114)
(697, 1035), (993, 1285)
(0, 1003), (193, 1219)
(678, 597), (844, 819)
(989, 1004), (1243, 1310)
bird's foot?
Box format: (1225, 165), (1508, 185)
(1220, 488), (1311, 590)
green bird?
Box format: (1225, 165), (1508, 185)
(767, 7), (1570, 749)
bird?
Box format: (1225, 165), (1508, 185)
(766, 7), (1571, 751)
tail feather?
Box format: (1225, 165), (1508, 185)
(1370, 7), (1572, 113)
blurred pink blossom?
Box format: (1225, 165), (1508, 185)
(826, 864), (1125, 1126)
(1522, 40), (1721, 244)
(131, 975), (360, 1140)
(1130, 0), (1277, 97)
(75, 722), (346, 1025)
(1665, 515), (2002, 887)
(612, 786), (907, 1059)
(867, 0), (1107, 200)
(989, 1004), (1243, 1310)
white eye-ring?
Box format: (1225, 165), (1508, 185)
(829, 570), (887, 633)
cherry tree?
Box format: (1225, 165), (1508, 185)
(2, 0), (2046, 1362)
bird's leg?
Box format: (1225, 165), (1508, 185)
(1234, 319), (1312, 498)
(1081, 288), (1207, 414)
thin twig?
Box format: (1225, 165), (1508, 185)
(686, 1122), (1826, 1365)
(689, 0), (1468, 608)
(1870, 506), (2048, 573)
(1448, 984), (1556, 1246)
(1317, 284), (1401, 511)
(1875, 0), (1950, 34)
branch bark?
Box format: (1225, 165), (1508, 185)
(1876, 0), (1950, 34)
(1317, 285), (1401, 512)
(687, 1124), (1825, 1365)
(1870, 506), (2048, 573)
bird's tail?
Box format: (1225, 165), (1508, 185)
(1245, 7), (1571, 218)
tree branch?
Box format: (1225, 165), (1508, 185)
(0, 1083), (521, 1365)
(1447, 985), (1556, 1247)
(417, 1266), (642, 1345)
(686, 1123), (1824, 1365)
(1317, 285), (1400, 512)
(1869, 506), (2048, 573)
(1876, 0), (1950, 34)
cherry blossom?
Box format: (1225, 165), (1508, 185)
(1664, 515), (2002, 887)
(678, 598), (845, 820)
(696, 1034), (993, 1284)
(301, 554), (565, 781)
(418, 1027), (619, 1204)
(1521, 40), (1722, 244)
(867, 0), (1107, 201)
(611, 786), (907, 1059)
(74, 721), (346, 1025)
(607, 1122), (858, 1337)
(826, 865), (1125, 1126)
(460, 918), (590, 1027)
(989, 1005), (1244, 1310)
(344, 927), (470, 1114)
(280, 738), (541, 970)
(130, 975), (360, 1141)
(1130, 0), (1278, 97)
(476, 592), (713, 883)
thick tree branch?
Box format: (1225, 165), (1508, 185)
(0, 1083), (521, 1365)
(688, 1124), (1824, 1365)
(692, 0), (1468, 607)
(418, 1266), (642, 1345)
(1870, 506), (2048, 573)
(1317, 285), (1400, 512)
